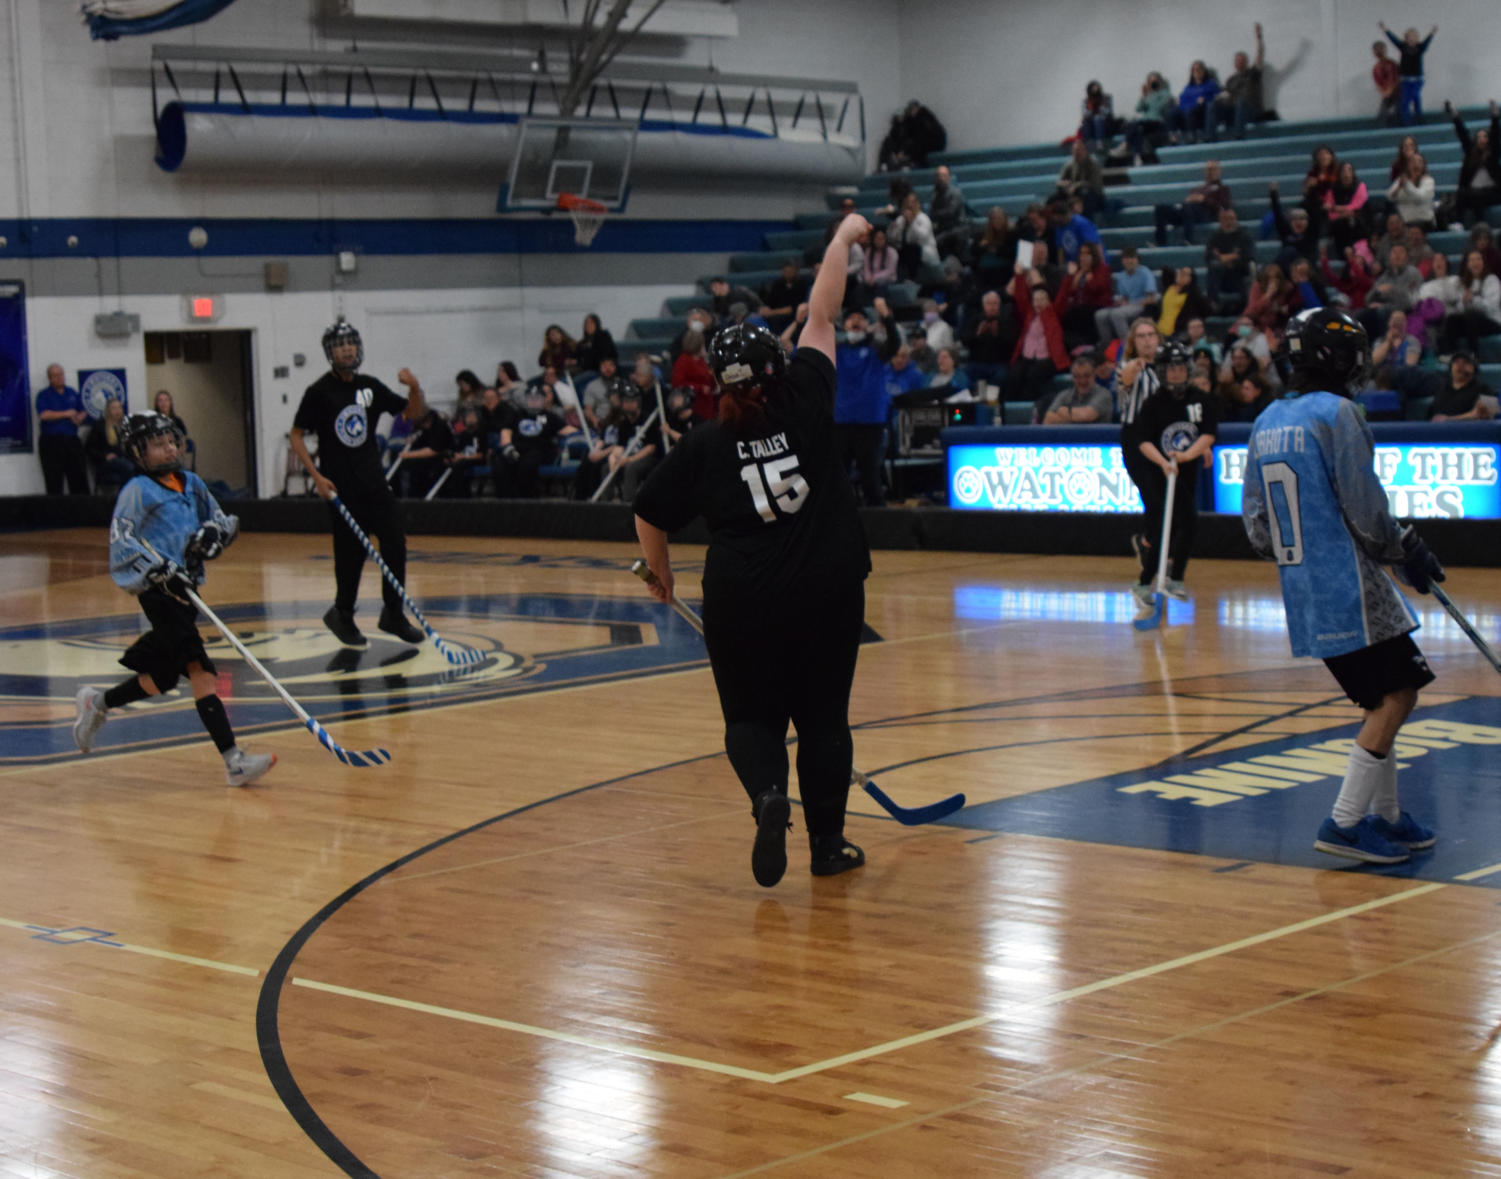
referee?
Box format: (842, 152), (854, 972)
(289, 318), (426, 649)
(633, 214), (874, 888)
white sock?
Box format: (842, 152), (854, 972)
(1331, 744), (1385, 828)
(1368, 749), (1400, 823)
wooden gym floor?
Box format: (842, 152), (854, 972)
(3, 526), (1501, 1177)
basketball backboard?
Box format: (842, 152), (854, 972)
(499, 118), (637, 212)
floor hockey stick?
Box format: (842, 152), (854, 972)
(629, 560), (965, 825)
(1431, 582), (1501, 675)
(423, 465), (454, 501)
(135, 540), (391, 766)
(1133, 465), (1177, 632)
(330, 496), (485, 666)
(591, 408), (662, 503)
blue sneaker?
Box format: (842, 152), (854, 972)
(1367, 811), (1436, 850)
(1313, 816), (1410, 864)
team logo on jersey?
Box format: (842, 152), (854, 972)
(334, 403), (369, 447)
(1160, 421), (1200, 455)
(79, 369), (127, 419)
(518, 416), (544, 437)
(1, 592), (710, 764)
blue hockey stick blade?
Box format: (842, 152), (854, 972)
(1132, 592), (1164, 632)
(862, 780), (966, 826)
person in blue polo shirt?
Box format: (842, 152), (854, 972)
(35, 363), (90, 495)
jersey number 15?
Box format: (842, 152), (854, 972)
(740, 455), (809, 523)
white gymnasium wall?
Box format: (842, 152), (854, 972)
(897, 0), (1501, 154)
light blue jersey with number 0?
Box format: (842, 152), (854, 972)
(1241, 391), (1416, 659)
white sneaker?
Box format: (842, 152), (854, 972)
(1130, 583), (1156, 619)
(1165, 578), (1188, 601)
(73, 687), (107, 752)
(224, 747), (277, 787)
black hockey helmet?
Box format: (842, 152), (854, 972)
(1285, 307), (1370, 397)
(121, 412), (185, 474)
(1156, 339), (1191, 394)
(322, 317), (363, 373)
(708, 322), (785, 398)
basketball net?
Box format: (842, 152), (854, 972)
(557, 193), (607, 248)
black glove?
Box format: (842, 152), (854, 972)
(1396, 526), (1445, 594)
(501, 444), (520, 463)
(146, 560), (195, 603)
(185, 520), (231, 565)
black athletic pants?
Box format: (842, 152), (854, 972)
(492, 450), (544, 498)
(1131, 454), (1199, 583)
(39, 434), (89, 495)
(835, 423), (886, 506)
(326, 485), (406, 615)
(702, 578), (865, 841)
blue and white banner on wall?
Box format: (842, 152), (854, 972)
(948, 443), (1144, 513)
(0, 282), (31, 455)
(77, 369), (128, 420)
(1215, 443), (1501, 519)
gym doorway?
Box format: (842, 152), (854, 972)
(143, 329), (257, 495)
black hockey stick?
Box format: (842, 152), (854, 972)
(629, 560), (964, 825)
(1432, 583), (1501, 675)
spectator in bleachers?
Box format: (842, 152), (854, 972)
(1204, 206), (1255, 315)
(1046, 196), (1104, 269)
(1447, 100), (1501, 229)
(1223, 371), (1278, 422)
(1005, 273), (1070, 422)
(931, 347), (974, 402)
(1469, 223), (1501, 277)
(857, 227), (899, 306)
(1288, 256), (1329, 310)
(670, 307), (715, 363)
(835, 295), (900, 506)
(1322, 161), (1371, 256)
(1078, 81), (1114, 153)
(1184, 316), (1222, 365)
(1371, 212), (1408, 270)
(453, 369), (483, 415)
(670, 330), (717, 420)
(398, 407), (454, 499)
(574, 384), (660, 501)
(1372, 41), (1401, 127)
(973, 207), (1019, 286)
(1410, 250), (1462, 346)
(962, 289), (1015, 392)
(899, 100), (947, 168)
(1370, 308), (1424, 378)
(1321, 244), (1375, 310)
(537, 324), (574, 374)
(1211, 24), (1265, 141)
(152, 391), (190, 464)
(573, 313), (617, 385)
(1190, 350), (1216, 394)
(1056, 140), (1104, 220)
(884, 344), (927, 402)
(1379, 21), (1437, 126)
(1389, 134), (1419, 183)
(1157, 266), (1211, 337)
(1122, 71), (1175, 165)
(1055, 241), (1112, 348)
(1042, 354), (1112, 423)
(1245, 263), (1297, 332)
(1154, 159), (1232, 247)
(582, 355), (619, 430)
(1267, 182), (1318, 270)
(1442, 248), (1501, 355)
(1388, 154), (1437, 231)
(707, 276), (762, 325)
(1428, 352), (1497, 420)
(441, 403), (488, 497)
(84, 397), (133, 491)
(759, 260), (807, 334)
(1095, 246), (1158, 342)
(1406, 224), (1436, 277)
(907, 326), (937, 375)
(1302, 146), (1339, 227)
(479, 384), (508, 440)
(1172, 61), (1220, 145)
(889, 192), (941, 281)
(930, 166), (968, 248)
(628, 351), (665, 415)
(1223, 318), (1278, 375)
(918, 299), (955, 352)
(1218, 343), (1281, 405)
(1361, 242), (1423, 333)
(495, 360), (522, 405)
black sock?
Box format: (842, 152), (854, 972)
(195, 695), (236, 753)
(103, 679), (150, 710)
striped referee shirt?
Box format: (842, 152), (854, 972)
(1114, 364), (1159, 426)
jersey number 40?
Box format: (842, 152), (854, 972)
(1261, 461), (1305, 566)
(740, 455), (809, 523)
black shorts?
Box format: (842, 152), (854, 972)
(119, 587), (215, 690)
(1323, 633), (1434, 711)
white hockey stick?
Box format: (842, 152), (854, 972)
(1133, 465), (1177, 632)
(590, 407), (662, 503)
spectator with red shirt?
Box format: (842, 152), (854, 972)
(1372, 41), (1400, 126)
(1004, 269), (1070, 421)
(1154, 159), (1233, 247)
(537, 324), (574, 374)
(1055, 242), (1112, 347)
(670, 331), (717, 419)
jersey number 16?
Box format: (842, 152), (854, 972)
(740, 455), (809, 523)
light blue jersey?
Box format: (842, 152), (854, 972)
(109, 471), (236, 595)
(1241, 391), (1416, 659)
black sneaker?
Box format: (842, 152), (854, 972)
(378, 606), (425, 644)
(322, 605), (367, 649)
(751, 789), (791, 888)
(810, 835), (866, 877)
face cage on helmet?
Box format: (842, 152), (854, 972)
(323, 326), (364, 373)
(126, 419), (186, 474)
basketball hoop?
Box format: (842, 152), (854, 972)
(558, 193), (608, 248)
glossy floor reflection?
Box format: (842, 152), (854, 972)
(3, 528), (1501, 1177)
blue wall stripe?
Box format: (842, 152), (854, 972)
(0, 217), (795, 259)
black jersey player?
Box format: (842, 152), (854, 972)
(289, 318), (427, 648)
(633, 214), (874, 888)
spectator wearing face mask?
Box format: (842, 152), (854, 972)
(917, 299), (954, 352)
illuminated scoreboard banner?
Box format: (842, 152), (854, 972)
(1214, 443), (1501, 519)
(949, 444), (1144, 513)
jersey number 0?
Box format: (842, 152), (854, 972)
(740, 455), (809, 523)
(1261, 461), (1305, 566)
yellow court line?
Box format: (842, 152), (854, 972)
(1454, 861), (1501, 882)
(842, 1092), (909, 1109)
(289, 977), (780, 1082)
(0, 914), (260, 976)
